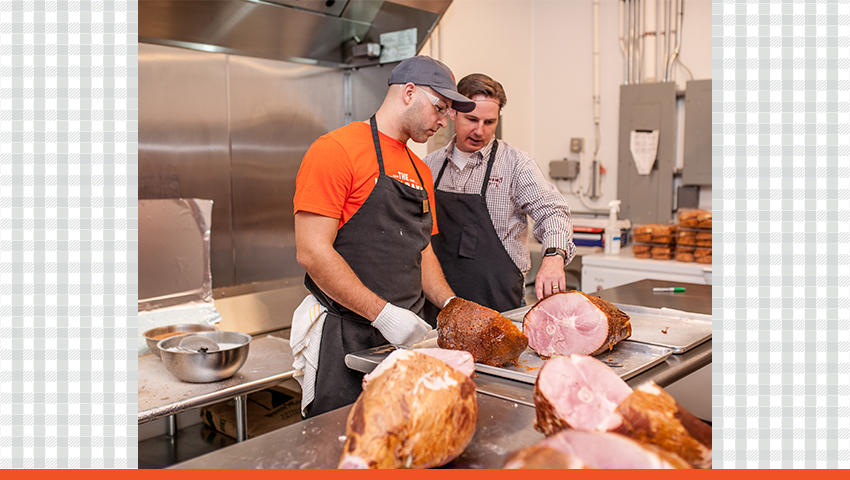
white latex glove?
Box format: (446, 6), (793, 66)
(442, 296), (456, 308)
(373, 303), (432, 346)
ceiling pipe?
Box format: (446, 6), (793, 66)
(645, 0), (657, 82)
(665, 0), (684, 82)
(619, 0), (627, 84)
(626, 0), (635, 85)
(637, 0), (644, 83)
(663, 0), (671, 81)
(593, 0), (601, 130)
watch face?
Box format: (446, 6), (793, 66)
(545, 248), (557, 256)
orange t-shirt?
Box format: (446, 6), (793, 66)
(294, 121), (438, 234)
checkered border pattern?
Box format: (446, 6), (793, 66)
(714, 0), (850, 468)
(0, 0), (136, 468)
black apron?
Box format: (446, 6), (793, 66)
(424, 141), (524, 323)
(304, 116), (432, 418)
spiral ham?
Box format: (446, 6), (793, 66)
(339, 349), (478, 469)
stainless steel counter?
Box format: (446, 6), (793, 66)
(138, 335), (296, 434)
(170, 339), (709, 469)
(171, 389), (544, 469)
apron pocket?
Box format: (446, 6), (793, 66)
(459, 224), (478, 259)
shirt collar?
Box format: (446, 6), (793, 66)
(444, 135), (497, 166)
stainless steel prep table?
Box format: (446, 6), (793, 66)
(138, 334), (295, 441)
(168, 279), (711, 468)
(171, 387), (544, 469)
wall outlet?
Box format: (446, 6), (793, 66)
(570, 137), (584, 153)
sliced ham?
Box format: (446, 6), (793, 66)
(522, 291), (631, 357)
(339, 349), (478, 469)
(532, 354), (712, 469)
(533, 354), (632, 435)
(437, 297), (528, 367)
(503, 430), (691, 469)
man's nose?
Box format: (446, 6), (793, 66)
(437, 116), (449, 129)
(473, 121), (485, 135)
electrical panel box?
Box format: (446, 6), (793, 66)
(616, 82), (677, 225)
(682, 79), (711, 186)
(550, 159), (579, 180)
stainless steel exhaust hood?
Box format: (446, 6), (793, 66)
(139, 0), (452, 68)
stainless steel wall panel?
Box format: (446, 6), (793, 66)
(228, 56), (345, 284)
(139, 44), (402, 295)
(349, 62), (395, 122)
(138, 43), (236, 287)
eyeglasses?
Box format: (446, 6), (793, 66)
(420, 88), (451, 118)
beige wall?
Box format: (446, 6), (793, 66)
(410, 0), (712, 216)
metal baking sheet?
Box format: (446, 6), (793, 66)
(501, 302), (711, 354)
(501, 305), (531, 323)
(614, 304), (711, 353)
(345, 329), (672, 385)
(472, 340), (672, 385)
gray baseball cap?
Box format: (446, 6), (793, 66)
(388, 56), (476, 113)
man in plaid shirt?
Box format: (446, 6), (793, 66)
(423, 73), (575, 318)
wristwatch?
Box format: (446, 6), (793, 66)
(543, 247), (566, 262)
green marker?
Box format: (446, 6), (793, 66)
(653, 287), (685, 293)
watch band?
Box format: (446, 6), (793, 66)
(544, 247), (566, 261)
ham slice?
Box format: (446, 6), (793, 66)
(503, 429), (691, 469)
(437, 297), (528, 367)
(339, 349), (478, 469)
(523, 291), (631, 357)
(533, 354), (632, 435)
(532, 354), (712, 469)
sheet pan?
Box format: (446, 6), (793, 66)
(346, 327), (672, 386)
(502, 302), (712, 354)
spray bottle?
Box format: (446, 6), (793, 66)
(605, 200), (622, 255)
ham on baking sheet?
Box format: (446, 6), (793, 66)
(523, 290), (631, 357)
(437, 297), (528, 367)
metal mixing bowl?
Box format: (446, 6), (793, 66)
(143, 323), (217, 359)
(158, 331), (252, 383)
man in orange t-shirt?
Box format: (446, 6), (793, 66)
(293, 56), (476, 417)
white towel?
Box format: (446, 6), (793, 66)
(290, 294), (328, 417)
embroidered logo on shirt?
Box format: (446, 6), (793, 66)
(488, 176), (503, 188)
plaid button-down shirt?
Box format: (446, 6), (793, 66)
(424, 135), (575, 279)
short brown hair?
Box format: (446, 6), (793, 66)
(456, 73), (507, 109)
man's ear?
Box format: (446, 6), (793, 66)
(401, 83), (417, 106)
(449, 108), (457, 122)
